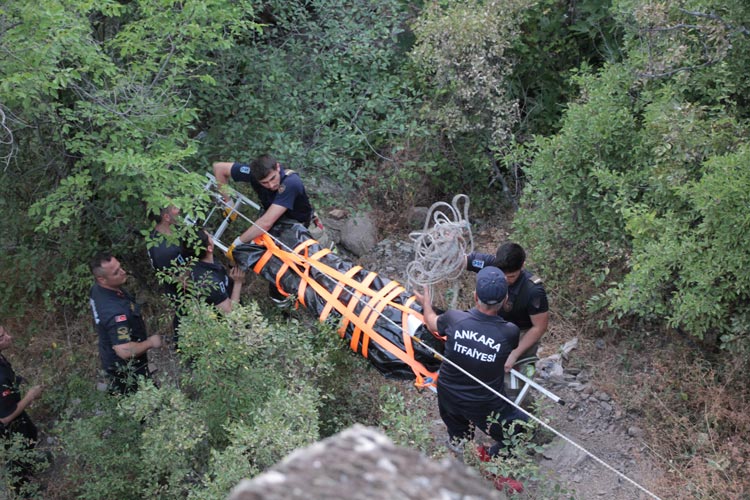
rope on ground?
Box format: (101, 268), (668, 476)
(406, 194), (473, 293)
(429, 350), (664, 500)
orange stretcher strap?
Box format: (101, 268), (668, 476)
(252, 247), (275, 275)
(341, 272), (379, 339)
(297, 248), (332, 308)
(399, 297), (433, 388)
(250, 234), (438, 384)
(275, 239), (318, 298)
(361, 283), (405, 359)
(350, 280), (400, 355)
(319, 266), (362, 322)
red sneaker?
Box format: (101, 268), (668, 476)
(476, 445), (493, 463)
(494, 475), (524, 494)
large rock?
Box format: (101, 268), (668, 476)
(228, 425), (505, 500)
(340, 213), (377, 257)
(322, 209), (348, 245)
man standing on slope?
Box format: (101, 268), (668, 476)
(0, 325), (43, 492)
(147, 204), (186, 347)
(212, 154), (329, 254)
(213, 154), (328, 304)
(89, 252), (162, 394)
(415, 267), (527, 493)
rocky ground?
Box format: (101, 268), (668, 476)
(357, 225), (667, 500)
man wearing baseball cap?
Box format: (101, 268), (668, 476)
(415, 266), (528, 493)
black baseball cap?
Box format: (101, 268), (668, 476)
(476, 266), (508, 305)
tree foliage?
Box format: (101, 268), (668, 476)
(191, 0), (427, 193)
(4, 0), (750, 496)
(514, 0), (750, 350)
(410, 0), (524, 145)
(56, 300), (375, 499)
(0, 0), (259, 317)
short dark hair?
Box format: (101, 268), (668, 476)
(90, 252), (115, 276)
(250, 154), (278, 182)
(494, 242), (525, 273)
(148, 204), (175, 224)
(181, 228), (211, 260)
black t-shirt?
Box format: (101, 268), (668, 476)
(147, 230), (186, 297)
(190, 260), (232, 307)
(0, 355), (21, 420)
(466, 252), (549, 329)
(436, 308), (519, 405)
(230, 163), (314, 224)
(89, 284), (149, 375)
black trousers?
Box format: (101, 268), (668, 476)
(438, 394), (528, 456)
(2, 411), (39, 491)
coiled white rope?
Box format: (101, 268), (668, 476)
(406, 194), (473, 295)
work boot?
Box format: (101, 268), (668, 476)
(493, 475), (524, 494)
(476, 444), (493, 463)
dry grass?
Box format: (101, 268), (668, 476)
(560, 312), (750, 500)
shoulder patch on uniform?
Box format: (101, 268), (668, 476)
(117, 326), (129, 340)
(278, 184), (286, 193)
(472, 259), (485, 269)
(530, 274), (543, 285)
(240, 166), (250, 174)
(115, 314), (127, 323)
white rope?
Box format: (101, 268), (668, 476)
(199, 184), (662, 500)
(406, 194), (473, 292)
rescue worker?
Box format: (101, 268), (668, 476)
(182, 228), (246, 313)
(213, 154), (328, 305)
(89, 252), (162, 395)
(147, 205), (186, 297)
(0, 325), (42, 492)
(415, 267), (526, 493)
(147, 205), (187, 346)
(466, 242), (549, 371)
(212, 154), (329, 254)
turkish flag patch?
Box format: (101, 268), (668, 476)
(115, 315), (127, 322)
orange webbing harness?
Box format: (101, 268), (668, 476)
(252, 233), (438, 388)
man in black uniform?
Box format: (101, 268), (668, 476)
(213, 154), (329, 255)
(147, 205), (186, 297)
(466, 242), (549, 371)
(415, 267), (528, 467)
(0, 325), (43, 491)
(213, 155), (314, 238)
(147, 205), (187, 346)
(213, 154), (327, 305)
(182, 229), (245, 313)
(89, 252), (162, 395)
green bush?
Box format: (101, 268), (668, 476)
(611, 145), (750, 346)
(191, 0), (426, 202)
(0, 432), (47, 499)
(514, 0), (750, 350)
(513, 63), (640, 285)
(377, 385), (431, 451)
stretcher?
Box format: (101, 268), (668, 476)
(198, 174), (442, 388)
(196, 175), (562, 405)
